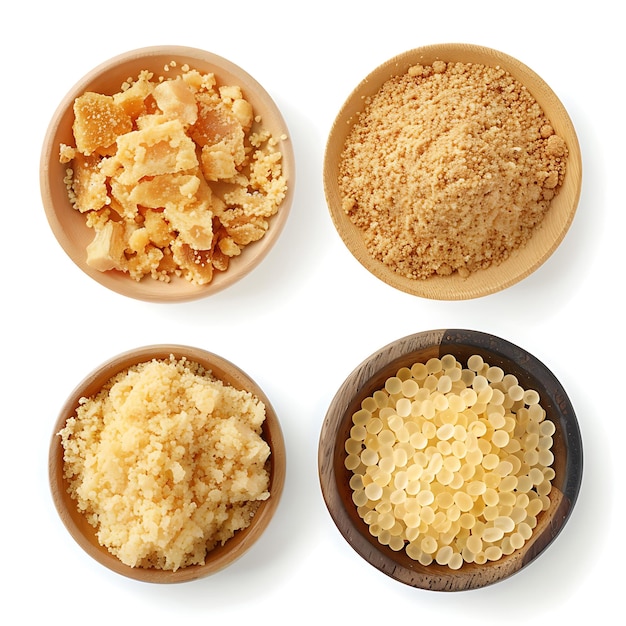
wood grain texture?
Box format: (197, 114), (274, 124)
(318, 329), (583, 591)
(49, 345), (286, 583)
(323, 43), (582, 300)
(40, 46), (295, 303)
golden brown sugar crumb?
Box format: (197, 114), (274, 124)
(339, 62), (568, 280)
(58, 356), (271, 571)
(61, 64), (288, 285)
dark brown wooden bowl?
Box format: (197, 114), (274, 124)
(49, 345), (286, 583)
(318, 329), (582, 591)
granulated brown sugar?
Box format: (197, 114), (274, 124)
(338, 61), (568, 280)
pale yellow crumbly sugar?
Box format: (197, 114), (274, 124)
(61, 63), (288, 285)
(345, 354), (555, 570)
(58, 356), (271, 571)
(339, 62), (568, 280)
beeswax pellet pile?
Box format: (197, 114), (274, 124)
(345, 354), (556, 570)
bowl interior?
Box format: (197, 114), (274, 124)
(324, 44), (582, 300)
(49, 345), (286, 583)
(41, 46), (295, 303)
(318, 329), (582, 591)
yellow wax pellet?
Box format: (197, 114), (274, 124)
(469, 420), (487, 437)
(528, 403), (544, 421)
(495, 460), (513, 477)
(421, 506), (435, 525)
(447, 552), (464, 570)
(410, 362), (428, 380)
(540, 419), (556, 436)
(459, 513), (476, 530)
(437, 423), (455, 441)
(444, 394), (462, 413)
(523, 389), (540, 405)
(488, 411), (506, 429)
(472, 375), (489, 392)
(345, 438), (362, 455)
(454, 492), (473, 512)
(467, 354), (484, 372)
(482, 526), (504, 543)
(510, 506), (527, 524)
(483, 488), (499, 507)
(385, 377), (403, 395)
(460, 387), (478, 407)
(361, 396), (377, 413)
(518, 522), (533, 540)
(484, 545), (503, 562)
(364, 482), (383, 501)
(482, 453), (500, 470)
(486, 366), (504, 383)
(393, 447), (408, 467)
(426, 358), (443, 374)
(492, 430), (510, 448)
(352, 489), (368, 507)
(523, 449), (539, 466)
(352, 408), (371, 426)
(378, 429), (396, 446)
(373, 389), (389, 409)
(438, 375), (453, 393)
(484, 472), (501, 489)
(396, 397), (412, 418)
(350, 424), (366, 441)
(537, 480), (552, 497)
(498, 491), (516, 508)
(435, 545), (453, 565)
(345, 454), (361, 471)
(490, 389), (505, 405)
(499, 475), (518, 492)
(447, 504), (461, 522)
(437, 491), (454, 509)
(402, 378), (419, 398)
(494, 516), (515, 533)
(417, 490), (435, 506)
(361, 448), (379, 466)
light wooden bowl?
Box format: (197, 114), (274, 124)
(324, 44), (582, 300)
(49, 345), (286, 583)
(41, 46), (295, 303)
(318, 329), (583, 591)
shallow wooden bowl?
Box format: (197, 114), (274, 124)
(41, 46), (295, 303)
(49, 345), (286, 583)
(324, 44), (582, 300)
(318, 329), (582, 591)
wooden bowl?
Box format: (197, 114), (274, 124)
(40, 46), (295, 303)
(324, 44), (582, 300)
(318, 329), (583, 591)
(49, 345), (286, 583)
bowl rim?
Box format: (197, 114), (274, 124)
(323, 43), (582, 300)
(40, 45), (295, 303)
(318, 328), (583, 591)
(48, 343), (287, 583)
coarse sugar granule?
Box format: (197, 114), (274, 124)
(338, 61), (568, 280)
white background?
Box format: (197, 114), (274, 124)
(2, 1), (622, 623)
